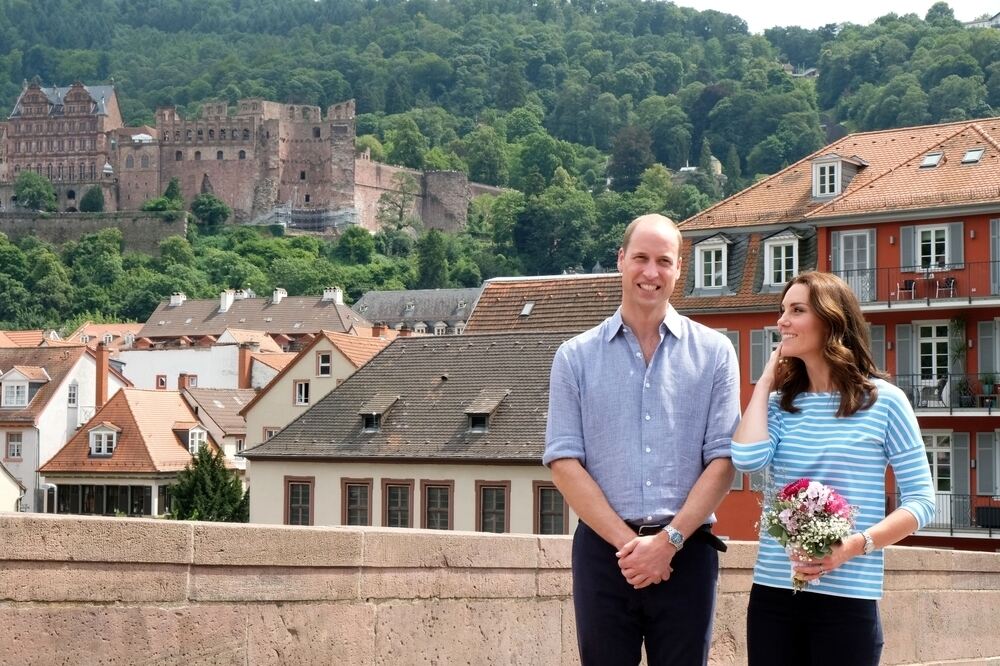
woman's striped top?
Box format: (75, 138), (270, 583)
(732, 378), (935, 600)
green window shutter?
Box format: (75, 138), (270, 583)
(830, 231), (841, 272)
(723, 330), (739, 360)
(976, 432), (995, 496)
(991, 219), (999, 295)
(900, 226), (915, 270)
(946, 222), (964, 267)
(953, 432), (970, 496)
(750, 329), (765, 383)
(979, 320), (997, 374)
(870, 324), (885, 371)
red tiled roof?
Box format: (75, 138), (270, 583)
(0, 347), (89, 425)
(3, 330), (51, 346)
(251, 352), (297, 371)
(40, 389), (220, 475)
(683, 116), (1000, 230)
(65, 322), (144, 351)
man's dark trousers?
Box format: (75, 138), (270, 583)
(572, 521), (719, 665)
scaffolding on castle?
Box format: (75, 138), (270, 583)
(248, 204), (358, 232)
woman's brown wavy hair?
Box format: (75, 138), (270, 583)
(775, 271), (886, 417)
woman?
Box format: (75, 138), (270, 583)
(732, 271), (935, 666)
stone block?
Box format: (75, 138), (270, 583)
(189, 565), (359, 602)
(537, 535), (572, 568)
(245, 602), (376, 664)
(0, 514), (192, 564)
(192, 523), (362, 567)
(362, 528), (539, 569)
(374, 598), (563, 665)
(0, 561), (187, 602)
(537, 569), (573, 597)
(360, 567), (536, 599)
(560, 597), (580, 666)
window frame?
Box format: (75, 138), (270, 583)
(155, 375), (167, 390)
(917, 224), (949, 270)
(284, 475), (315, 526)
(263, 427), (280, 441)
(695, 239), (728, 289)
(67, 382), (78, 407)
(5, 431), (23, 460)
(532, 481), (569, 535)
(812, 160), (841, 197)
(187, 428), (206, 455)
(2, 381), (28, 407)
(381, 478), (414, 528)
(89, 429), (117, 456)
(475, 480), (511, 533)
(294, 380), (310, 406)
(764, 237), (798, 287)
(341, 477), (373, 526)
(362, 413), (381, 432)
(316, 351), (333, 377)
(420, 479), (454, 530)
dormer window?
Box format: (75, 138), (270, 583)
(124, 333), (135, 347)
(962, 148), (984, 164)
(695, 236), (729, 289)
(80, 334), (90, 343)
(920, 152), (943, 168)
(362, 413), (381, 432)
(414, 323), (427, 334)
(763, 231), (799, 287)
(358, 393), (397, 433)
(89, 426), (119, 456)
(2, 382), (27, 407)
(188, 428), (206, 454)
(102, 333), (113, 345)
(434, 322), (447, 335)
(465, 388), (508, 434)
(468, 413), (489, 432)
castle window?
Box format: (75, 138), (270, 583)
(174, 131), (180, 141)
(238, 150), (246, 160)
(208, 129), (214, 140)
(141, 155), (149, 168)
(175, 151), (183, 161)
(231, 128), (237, 140)
(243, 129), (250, 141)
(305, 194), (311, 203)
(312, 127), (321, 138)
(299, 170), (306, 180)
(219, 129), (226, 140)
(197, 129), (204, 141)
(125, 155), (134, 169)
(186, 129), (192, 141)
(216, 151), (223, 160)
(194, 151), (201, 161)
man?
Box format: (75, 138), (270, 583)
(544, 214), (739, 665)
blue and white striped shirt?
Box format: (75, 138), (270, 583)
(544, 306), (740, 523)
(732, 379), (935, 599)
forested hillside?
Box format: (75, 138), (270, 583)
(0, 0), (994, 328)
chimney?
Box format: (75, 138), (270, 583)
(398, 324), (412, 337)
(237, 343), (253, 389)
(169, 292), (186, 307)
(95, 342), (110, 408)
(272, 287), (287, 304)
(322, 286), (344, 304)
(178, 373), (189, 391)
(372, 322), (385, 338)
(219, 289), (235, 313)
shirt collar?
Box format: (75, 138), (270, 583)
(605, 305), (684, 342)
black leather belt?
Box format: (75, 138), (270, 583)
(625, 522), (728, 553)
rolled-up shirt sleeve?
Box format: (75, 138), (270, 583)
(543, 343), (585, 467)
(884, 389), (936, 528)
(702, 339), (740, 465)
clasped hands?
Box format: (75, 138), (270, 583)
(615, 533), (675, 589)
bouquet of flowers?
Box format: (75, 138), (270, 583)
(762, 478), (857, 592)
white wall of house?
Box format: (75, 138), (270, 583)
(221, 434), (247, 472)
(118, 346), (240, 390)
(246, 460), (576, 535)
(243, 341), (358, 450)
(251, 361), (279, 390)
(1, 428), (38, 511)
(0, 468), (21, 511)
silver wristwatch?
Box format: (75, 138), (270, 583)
(665, 525), (684, 551)
(861, 530), (876, 555)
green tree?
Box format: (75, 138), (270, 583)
(416, 229), (449, 288)
(336, 225), (376, 264)
(376, 173), (422, 231)
(462, 125), (509, 186)
(608, 126), (655, 192)
(169, 445), (248, 522)
(79, 186), (105, 212)
(190, 193), (232, 227)
(385, 117), (428, 169)
(163, 177), (183, 204)
(14, 171), (57, 212)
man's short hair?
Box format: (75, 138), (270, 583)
(620, 214), (680, 253)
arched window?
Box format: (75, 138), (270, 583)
(67, 190), (76, 200)
(125, 155), (134, 168)
(185, 129), (192, 141)
(219, 129), (226, 140)
(208, 129), (214, 140)
(90, 163), (95, 179)
(216, 151), (223, 160)
(194, 151), (201, 161)
(242, 129), (250, 141)
(57, 164), (63, 179)
(68, 165), (74, 179)
(174, 131), (180, 141)
(197, 129), (203, 141)
(141, 155), (149, 168)
(238, 150), (246, 160)
(231, 128), (237, 140)
(175, 151), (183, 161)
(46, 164), (52, 178)
(312, 127), (321, 138)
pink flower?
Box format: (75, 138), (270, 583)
(824, 493), (851, 518)
(779, 478), (810, 500)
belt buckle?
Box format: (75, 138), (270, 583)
(637, 524), (664, 536)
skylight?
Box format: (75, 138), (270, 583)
(962, 148), (985, 164)
(520, 302), (535, 316)
(920, 152), (943, 168)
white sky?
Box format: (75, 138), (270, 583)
(674, 0), (998, 33)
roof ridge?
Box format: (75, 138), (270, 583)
(804, 122), (975, 218)
(969, 122), (1000, 153)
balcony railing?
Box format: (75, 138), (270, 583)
(889, 493), (1000, 537)
(891, 373), (999, 414)
(834, 259), (1000, 306)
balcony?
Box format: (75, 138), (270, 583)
(834, 259), (1000, 311)
(890, 493), (1000, 537)
(892, 373), (999, 414)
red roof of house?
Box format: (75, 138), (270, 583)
(0, 347), (89, 425)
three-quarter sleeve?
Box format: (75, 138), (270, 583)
(883, 388), (936, 528)
(543, 343), (586, 467)
(732, 395), (782, 473)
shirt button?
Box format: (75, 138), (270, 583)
(645, 382), (651, 388)
(645, 447), (651, 453)
(645, 480), (651, 487)
(645, 414), (651, 421)
(647, 515), (653, 522)
(635, 352), (642, 358)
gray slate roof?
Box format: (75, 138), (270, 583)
(351, 288), (481, 327)
(243, 332), (568, 462)
(11, 85), (115, 118)
(182, 388), (257, 439)
(139, 296), (370, 338)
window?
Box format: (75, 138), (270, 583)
(764, 238), (797, 286)
(194, 151), (201, 161)
(313, 127), (321, 138)
(67, 383), (78, 407)
(316, 351), (332, 377)
(236, 438), (244, 453)
(89, 430), (116, 456)
(750, 328), (782, 382)
(216, 151), (223, 160)
(342, 478), (372, 526)
(476, 481), (510, 533)
(238, 150), (246, 160)
(695, 239), (727, 289)
(434, 323), (447, 335)
(102, 333), (113, 345)
(294, 380), (310, 406)
(414, 323), (427, 334)
(920, 152), (944, 168)
(155, 375), (167, 390)
(813, 161), (840, 196)
(2, 382), (27, 407)
(923, 433), (952, 492)
(6, 432), (22, 459)
(188, 429), (206, 454)
(285, 476), (314, 526)
(299, 170), (306, 180)
(141, 155), (149, 168)
(362, 413), (380, 432)
(263, 427), (280, 440)
(917, 323), (950, 381)
(468, 413), (488, 432)
(187, 375), (198, 388)
(382, 479), (413, 528)
(918, 226), (948, 269)
(158, 485), (172, 516)
(534, 482), (567, 535)
(125, 155), (134, 169)
(421, 480), (453, 529)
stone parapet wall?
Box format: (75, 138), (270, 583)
(1, 514), (998, 665)
(0, 211), (185, 254)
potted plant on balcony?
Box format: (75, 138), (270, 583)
(982, 373), (996, 395)
(957, 377), (976, 408)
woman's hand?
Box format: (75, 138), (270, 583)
(789, 535), (863, 582)
(759, 342), (783, 388)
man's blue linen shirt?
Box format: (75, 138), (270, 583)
(544, 306), (740, 523)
